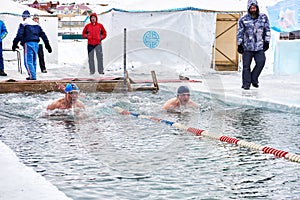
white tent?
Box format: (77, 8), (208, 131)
(0, 0), (58, 64)
(111, 0), (246, 12)
(98, 0), (247, 74)
(97, 0), (279, 74)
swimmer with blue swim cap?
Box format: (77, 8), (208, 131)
(163, 85), (198, 112)
(47, 83), (85, 111)
(64, 83), (80, 93)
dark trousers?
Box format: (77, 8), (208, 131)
(88, 44), (103, 74)
(38, 44), (46, 72)
(242, 50), (266, 87)
(0, 42), (3, 70)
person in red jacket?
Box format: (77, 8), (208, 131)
(82, 13), (107, 75)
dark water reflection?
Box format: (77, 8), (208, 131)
(0, 92), (299, 200)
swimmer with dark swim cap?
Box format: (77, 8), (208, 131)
(163, 85), (198, 112)
(177, 85), (190, 94)
(47, 83), (85, 111)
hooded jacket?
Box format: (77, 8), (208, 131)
(82, 13), (107, 45)
(13, 18), (49, 46)
(237, 0), (271, 51)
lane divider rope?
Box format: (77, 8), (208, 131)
(114, 106), (300, 163)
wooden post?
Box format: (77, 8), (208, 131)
(151, 70), (159, 92)
(126, 70), (133, 92)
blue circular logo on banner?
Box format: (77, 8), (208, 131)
(143, 31), (160, 49)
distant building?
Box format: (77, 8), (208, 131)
(27, 1), (60, 13)
(56, 4), (92, 16)
(55, 4), (91, 35)
(58, 15), (88, 29)
(58, 15), (89, 35)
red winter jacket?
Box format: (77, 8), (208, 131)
(82, 13), (107, 45)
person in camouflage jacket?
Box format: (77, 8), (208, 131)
(237, 0), (271, 90)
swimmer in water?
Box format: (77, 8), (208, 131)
(163, 86), (198, 112)
(47, 83), (85, 111)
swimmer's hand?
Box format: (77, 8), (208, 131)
(55, 82), (66, 93)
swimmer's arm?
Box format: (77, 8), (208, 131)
(162, 102), (170, 110)
(76, 101), (85, 110)
(47, 103), (59, 111)
(46, 99), (61, 111)
(189, 100), (199, 108)
(163, 98), (179, 110)
(163, 99), (173, 110)
(46, 103), (56, 111)
(55, 82), (66, 93)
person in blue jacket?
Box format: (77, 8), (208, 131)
(12, 10), (52, 80)
(237, 0), (271, 90)
(0, 20), (8, 76)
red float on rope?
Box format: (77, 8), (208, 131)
(150, 117), (162, 122)
(187, 127), (204, 136)
(262, 147), (289, 158)
(219, 136), (240, 144)
(121, 110), (130, 115)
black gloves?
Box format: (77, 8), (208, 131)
(237, 42), (269, 53)
(45, 42), (52, 53)
(12, 42), (19, 51)
(84, 30), (89, 38)
(237, 44), (244, 54)
(263, 42), (269, 51)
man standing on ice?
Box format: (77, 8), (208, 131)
(237, 0), (271, 90)
(12, 10), (52, 80)
(82, 13), (107, 75)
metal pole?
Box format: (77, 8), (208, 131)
(123, 28), (127, 88)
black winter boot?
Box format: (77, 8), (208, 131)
(0, 70), (7, 76)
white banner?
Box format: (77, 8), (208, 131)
(99, 9), (216, 74)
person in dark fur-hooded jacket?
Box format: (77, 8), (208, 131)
(82, 13), (107, 75)
(237, 0), (271, 90)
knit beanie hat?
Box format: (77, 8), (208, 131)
(22, 10), (31, 19)
(33, 13), (39, 19)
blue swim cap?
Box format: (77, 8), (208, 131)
(177, 86), (190, 94)
(65, 83), (79, 93)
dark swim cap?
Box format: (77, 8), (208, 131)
(177, 86), (190, 94)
